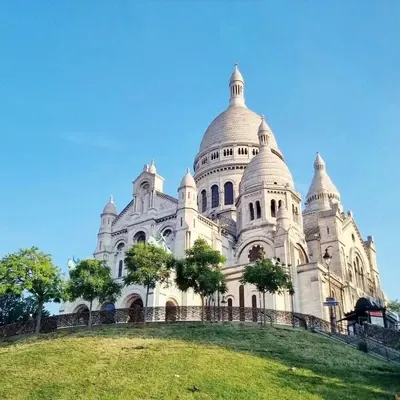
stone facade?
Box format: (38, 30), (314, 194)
(60, 65), (384, 321)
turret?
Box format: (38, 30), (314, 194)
(304, 152), (341, 214)
(175, 168), (198, 258)
(95, 196), (117, 259)
(178, 168), (198, 211)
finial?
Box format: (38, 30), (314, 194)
(186, 167), (190, 174)
(234, 62), (238, 67)
(110, 195), (114, 203)
(151, 158), (155, 165)
(261, 114), (265, 120)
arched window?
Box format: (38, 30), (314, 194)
(256, 201), (261, 219)
(201, 190), (207, 212)
(133, 231), (146, 243)
(102, 303), (115, 312)
(298, 245), (308, 265)
(224, 182), (234, 205)
(117, 242), (125, 253)
(271, 199), (276, 217)
(211, 185), (219, 208)
(360, 266), (365, 291)
(118, 260), (123, 278)
(249, 203), (255, 220)
(348, 269), (353, 282)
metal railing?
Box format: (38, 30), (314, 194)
(0, 305), (398, 363)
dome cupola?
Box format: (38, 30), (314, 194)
(102, 196), (117, 215)
(180, 168), (196, 188)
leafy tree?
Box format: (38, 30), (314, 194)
(124, 242), (174, 324)
(0, 247), (64, 333)
(66, 259), (122, 327)
(241, 258), (294, 325)
(174, 238), (227, 322)
(387, 299), (400, 313)
(0, 294), (50, 326)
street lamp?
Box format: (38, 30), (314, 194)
(217, 280), (221, 322)
(323, 247), (336, 332)
(221, 296), (227, 323)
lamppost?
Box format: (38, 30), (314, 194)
(221, 296), (227, 322)
(217, 281), (221, 322)
(323, 246), (337, 333)
(281, 262), (295, 327)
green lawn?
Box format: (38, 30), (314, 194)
(0, 323), (399, 400)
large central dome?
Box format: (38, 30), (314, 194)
(199, 106), (278, 152)
(197, 64), (280, 156)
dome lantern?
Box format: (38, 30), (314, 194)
(229, 63), (246, 108)
(258, 115), (270, 149)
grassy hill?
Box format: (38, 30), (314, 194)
(0, 323), (399, 400)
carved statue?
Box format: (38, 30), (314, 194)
(67, 256), (79, 272)
(148, 232), (172, 254)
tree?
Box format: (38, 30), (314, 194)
(387, 299), (400, 313)
(124, 242), (174, 324)
(66, 259), (122, 327)
(0, 247), (64, 333)
(0, 294), (50, 326)
(241, 258), (294, 325)
(174, 238), (227, 322)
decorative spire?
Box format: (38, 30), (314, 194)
(229, 63), (246, 108)
(149, 159), (156, 174)
(304, 152), (340, 213)
(257, 115), (270, 149)
(110, 195), (114, 203)
(314, 152), (325, 170)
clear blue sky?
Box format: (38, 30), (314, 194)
(0, 1), (399, 314)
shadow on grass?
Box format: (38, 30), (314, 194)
(7, 322), (400, 400)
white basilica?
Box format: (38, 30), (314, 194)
(60, 65), (384, 322)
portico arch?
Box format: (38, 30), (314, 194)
(122, 293), (144, 323)
(73, 304), (89, 325)
(165, 298), (179, 322)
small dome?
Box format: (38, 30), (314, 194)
(230, 64), (244, 83)
(240, 147), (294, 192)
(180, 168), (196, 188)
(258, 115), (269, 133)
(102, 196), (117, 215)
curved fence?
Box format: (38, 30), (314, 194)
(0, 306), (337, 339)
(1, 306), (398, 363)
